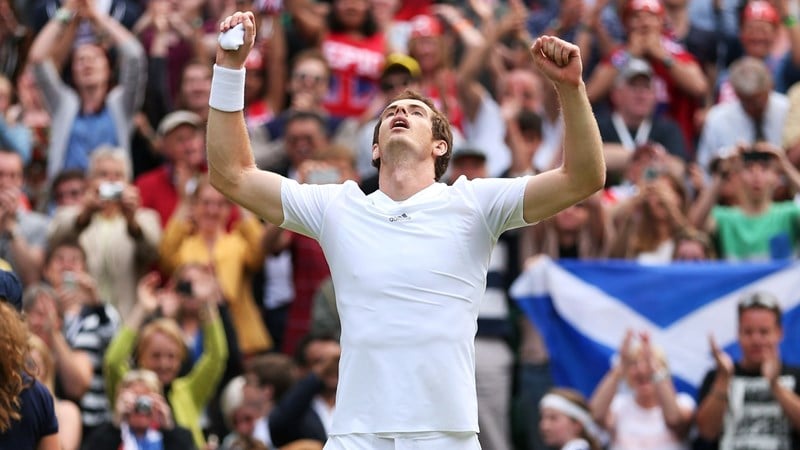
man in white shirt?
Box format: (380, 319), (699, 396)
(206, 11), (605, 450)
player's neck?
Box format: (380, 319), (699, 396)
(378, 165), (436, 201)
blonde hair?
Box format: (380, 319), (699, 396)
(120, 369), (163, 396)
(27, 334), (55, 392)
(136, 318), (187, 368)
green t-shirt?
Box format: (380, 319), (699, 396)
(712, 201), (800, 261)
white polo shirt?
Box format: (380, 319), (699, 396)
(280, 176), (530, 435)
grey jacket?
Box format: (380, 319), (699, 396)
(33, 38), (146, 178)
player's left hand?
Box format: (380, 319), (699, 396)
(530, 36), (582, 87)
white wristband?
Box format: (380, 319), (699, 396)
(209, 64), (245, 112)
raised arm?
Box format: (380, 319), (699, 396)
(207, 11), (285, 225)
(522, 36), (606, 224)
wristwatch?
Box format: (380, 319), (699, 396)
(54, 7), (75, 25)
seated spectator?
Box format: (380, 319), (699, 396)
(27, 0), (146, 179)
(0, 74), (32, 164)
(0, 150), (48, 284)
(176, 60), (212, 124)
(689, 143), (800, 261)
(245, 353), (297, 447)
(22, 283), (93, 406)
(609, 170), (690, 262)
(134, 110), (207, 227)
(103, 271), (228, 448)
(219, 376), (264, 450)
(696, 291), (800, 449)
(0, 271), (60, 450)
(589, 329), (695, 450)
(539, 387), (603, 450)
(269, 332), (340, 447)
(697, 57), (789, 172)
(47, 169), (86, 214)
(41, 238), (121, 436)
(159, 177), (271, 355)
(27, 334), (82, 450)
(82, 369), (196, 450)
(597, 58), (687, 183)
(586, 0), (708, 150)
(48, 147), (161, 317)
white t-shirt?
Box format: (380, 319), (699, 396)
(280, 176), (530, 434)
(609, 391), (695, 450)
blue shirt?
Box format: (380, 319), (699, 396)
(0, 378), (59, 448)
(63, 106), (118, 172)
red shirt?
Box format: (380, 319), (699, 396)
(281, 232), (331, 355)
(134, 165), (239, 227)
(322, 32), (386, 118)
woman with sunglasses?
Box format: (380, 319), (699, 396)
(696, 291), (800, 450)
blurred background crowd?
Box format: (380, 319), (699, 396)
(1, 0), (800, 448)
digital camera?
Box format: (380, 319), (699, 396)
(98, 181), (124, 201)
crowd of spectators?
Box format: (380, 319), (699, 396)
(1, 0), (800, 449)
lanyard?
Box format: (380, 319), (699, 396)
(611, 112), (652, 151)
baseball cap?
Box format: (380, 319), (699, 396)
(622, 0), (665, 22)
(409, 15), (442, 39)
(0, 270), (23, 312)
(157, 110), (202, 137)
(382, 53), (422, 80)
(452, 146), (487, 161)
(616, 57), (654, 84)
(742, 1), (779, 26)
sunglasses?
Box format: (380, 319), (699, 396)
(738, 292), (780, 311)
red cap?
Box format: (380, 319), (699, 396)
(742, 1), (780, 26)
(622, 0), (665, 22)
(409, 15), (442, 39)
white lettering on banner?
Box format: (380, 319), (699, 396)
(322, 41), (383, 78)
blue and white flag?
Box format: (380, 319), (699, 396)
(509, 257), (800, 397)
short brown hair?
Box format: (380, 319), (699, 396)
(371, 90), (453, 181)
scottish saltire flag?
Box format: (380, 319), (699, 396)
(509, 256), (800, 398)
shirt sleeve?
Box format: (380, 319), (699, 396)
(462, 176), (529, 238)
(31, 380), (59, 437)
(280, 178), (351, 238)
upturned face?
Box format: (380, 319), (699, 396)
(375, 98), (435, 154)
(71, 44), (110, 89)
